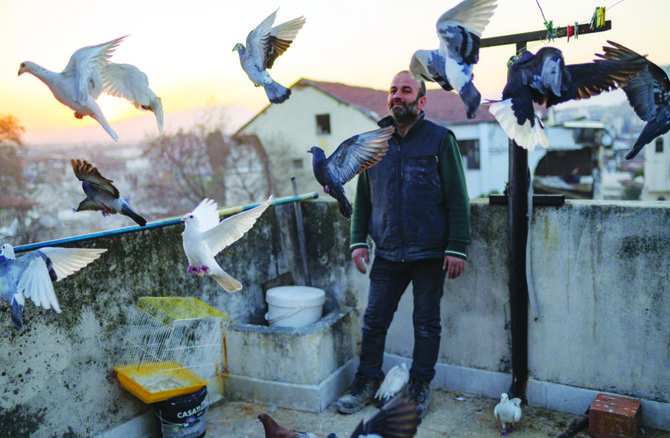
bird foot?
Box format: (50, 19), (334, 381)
(500, 430), (509, 436)
(74, 112), (84, 119)
(196, 264), (209, 274)
(323, 185), (330, 194)
(188, 265), (198, 274)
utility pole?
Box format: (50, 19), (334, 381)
(481, 20), (612, 401)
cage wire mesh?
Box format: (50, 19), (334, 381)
(114, 297), (230, 403)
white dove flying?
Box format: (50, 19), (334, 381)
(375, 363), (410, 406)
(0, 243), (107, 330)
(18, 36), (126, 141)
(233, 9), (306, 104)
(102, 62), (164, 135)
(181, 197), (273, 292)
(409, 0), (497, 119)
(493, 393), (522, 436)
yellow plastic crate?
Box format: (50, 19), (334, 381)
(136, 297), (229, 327)
(114, 360), (209, 404)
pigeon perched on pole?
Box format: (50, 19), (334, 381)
(181, 197), (272, 292)
(0, 243), (106, 330)
(257, 412), (317, 438)
(493, 393), (522, 436)
(71, 159), (147, 227)
(409, 0), (497, 119)
(489, 46), (647, 151)
(328, 388), (420, 438)
(596, 41), (669, 160)
(233, 9), (305, 104)
(308, 126), (393, 218)
(18, 36), (126, 141)
(375, 363), (410, 406)
(102, 62), (164, 135)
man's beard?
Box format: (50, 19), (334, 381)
(389, 97), (420, 123)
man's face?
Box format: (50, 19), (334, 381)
(388, 73), (425, 123)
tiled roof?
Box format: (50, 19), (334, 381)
(296, 78), (499, 125)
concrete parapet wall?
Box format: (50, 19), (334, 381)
(0, 198), (668, 434)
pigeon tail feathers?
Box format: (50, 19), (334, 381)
(489, 99), (548, 151)
(212, 270), (243, 293)
(460, 81), (481, 119)
(336, 192), (353, 219)
(121, 204), (147, 227)
(11, 296), (24, 330)
(626, 118), (670, 159)
(263, 80), (291, 104)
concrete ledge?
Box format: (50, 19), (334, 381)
(97, 410), (155, 438)
(383, 353), (670, 431)
(223, 357), (358, 413)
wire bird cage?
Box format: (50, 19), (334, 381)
(114, 297), (230, 404)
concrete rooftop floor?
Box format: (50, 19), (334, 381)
(203, 388), (670, 437)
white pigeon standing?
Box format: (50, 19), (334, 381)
(102, 62), (164, 135)
(493, 393), (522, 436)
(409, 0), (497, 119)
(0, 243), (107, 330)
(181, 197), (273, 292)
(18, 36), (126, 141)
(233, 9), (305, 104)
(375, 363), (410, 406)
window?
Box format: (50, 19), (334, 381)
(316, 114), (331, 135)
(292, 159), (303, 169)
(457, 139), (480, 170)
(656, 137), (664, 153)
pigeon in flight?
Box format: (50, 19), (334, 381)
(308, 126), (393, 218)
(409, 0), (497, 119)
(102, 62), (164, 135)
(596, 41), (669, 160)
(71, 158), (147, 227)
(375, 363), (410, 406)
(18, 36), (126, 141)
(489, 46), (647, 151)
(328, 389), (420, 438)
(233, 9), (306, 104)
(257, 412), (317, 438)
(0, 243), (106, 330)
(181, 197), (272, 292)
(493, 393), (522, 436)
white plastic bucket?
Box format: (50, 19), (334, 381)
(265, 286), (326, 328)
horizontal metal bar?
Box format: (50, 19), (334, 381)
(14, 192), (319, 254)
(481, 20), (612, 48)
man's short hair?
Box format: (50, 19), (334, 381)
(394, 70), (426, 99)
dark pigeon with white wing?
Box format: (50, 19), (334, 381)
(308, 126), (394, 219)
(489, 46), (647, 151)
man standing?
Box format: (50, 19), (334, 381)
(335, 71), (470, 418)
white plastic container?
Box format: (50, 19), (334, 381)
(265, 286), (326, 328)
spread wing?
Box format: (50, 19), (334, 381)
(598, 41), (669, 122)
(245, 10), (278, 68)
(203, 197), (273, 256)
(102, 62), (154, 107)
(326, 126), (394, 185)
(16, 252), (61, 312)
(190, 199), (222, 232)
(61, 36), (126, 104)
(264, 15), (305, 69)
(436, 0), (497, 37)
(409, 50), (453, 91)
(38, 247), (107, 281)
(71, 158), (120, 198)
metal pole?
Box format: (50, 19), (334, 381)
(508, 41), (530, 401)
(291, 177), (312, 286)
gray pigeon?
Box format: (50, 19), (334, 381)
(409, 0), (497, 119)
(71, 158), (147, 227)
(0, 243), (106, 330)
(18, 36), (126, 141)
(101, 62), (164, 135)
(233, 9), (305, 104)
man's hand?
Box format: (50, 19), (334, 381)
(443, 255), (466, 280)
(352, 248), (370, 274)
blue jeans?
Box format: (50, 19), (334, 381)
(357, 255), (446, 383)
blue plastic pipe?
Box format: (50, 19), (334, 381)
(14, 192), (319, 254)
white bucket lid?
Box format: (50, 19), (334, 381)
(266, 286), (326, 307)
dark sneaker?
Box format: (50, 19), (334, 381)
(408, 377), (431, 418)
(336, 373), (382, 414)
